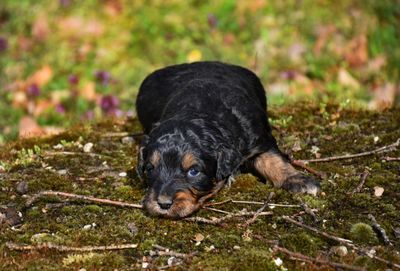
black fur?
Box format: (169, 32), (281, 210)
(136, 61), (319, 218)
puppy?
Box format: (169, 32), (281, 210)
(136, 61), (320, 218)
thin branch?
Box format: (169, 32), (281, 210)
(368, 214), (392, 246)
(291, 160), (326, 179)
(297, 139), (399, 163)
(6, 242), (137, 252)
(203, 207), (232, 215)
(273, 245), (365, 271)
(26, 190), (143, 209)
(43, 150), (113, 159)
(101, 132), (130, 137)
(383, 156), (400, 161)
(242, 192), (275, 228)
(349, 170), (369, 195)
(205, 199), (300, 208)
(282, 216), (353, 245)
(185, 210), (273, 225)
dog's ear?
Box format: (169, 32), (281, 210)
(136, 135), (149, 180)
(216, 146), (243, 181)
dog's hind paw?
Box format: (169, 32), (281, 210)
(281, 174), (321, 196)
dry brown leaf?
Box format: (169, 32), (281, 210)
(313, 25), (336, 55)
(344, 35), (368, 68)
(58, 16), (104, 38)
(12, 91), (28, 108)
(193, 233), (205, 242)
(33, 99), (53, 116)
(32, 15), (50, 41)
(19, 116), (44, 138)
(368, 83), (397, 110)
(28, 65), (53, 87)
(80, 82), (98, 101)
(337, 68), (360, 89)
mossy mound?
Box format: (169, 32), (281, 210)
(0, 103), (399, 270)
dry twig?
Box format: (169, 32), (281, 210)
(282, 216), (353, 245)
(273, 245), (365, 271)
(185, 210), (273, 225)
(43, 150), (113, 159)
(297, 139), (399, 163)
(242, 192), (275, 228)
(291, 160), (326, 179)
(151, 244), (190, 258)
(6, 242), (137, 252)
(26, 190), (143, 209)
(205, 199), (300, 208)
(368, 214), (392, 246)
(383, 156), (400, 161)
(349, 170), (369, 195)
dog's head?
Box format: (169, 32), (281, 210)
(137, 120), (242, 218)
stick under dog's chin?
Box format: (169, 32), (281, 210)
(143, 190), (201, 218)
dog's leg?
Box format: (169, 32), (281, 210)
(253, 150), (320, 195)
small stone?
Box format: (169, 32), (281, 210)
(205, 245), (215, 252)
(119, 172), (127, 177)
(53, 143), (63, 150)
(274, 257), (283, 266)
(121, 136), (135, 145)
(83, 142), (94, 153)
(374, 186), (384, 197)
(167, 256), (178, 266)
(233, 245), (240, 250)
(57, 169), (67, 175)
(142, 262), (149, 269)
(83, 224), (92, 230)
(16, 181), (28, 194)
(373, 136), (379, 143)
(330, 245), (348, 257)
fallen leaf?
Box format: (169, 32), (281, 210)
(344, 35), (368, 68)
(19, 116), (44, 138)
(33, 99), (53, 116)
(368, 83), (397, 110)
(80, 82), (97, 101)
(28, 65), (53, 87)
(32, 15), (50, 41)
(193, 233), (205, 242)
(338, 68), (360, 89)
(373, 186), (384, 197)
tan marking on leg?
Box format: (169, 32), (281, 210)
(182, 152), (196, 170)
(254, 152), (298, 187)
(149, 151), (161, 167)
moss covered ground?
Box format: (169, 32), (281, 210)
(0, 103), (399, 270)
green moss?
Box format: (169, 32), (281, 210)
(281, 232), (323, 255)
(349, 223), (378, 245)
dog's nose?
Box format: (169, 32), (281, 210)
(157, 195), (173, 210)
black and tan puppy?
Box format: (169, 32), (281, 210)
(136, 61), (320, 218)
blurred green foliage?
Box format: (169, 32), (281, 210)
(0, 0), (399, 143)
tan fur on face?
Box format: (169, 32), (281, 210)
(182, 152), (196, 170)
(149, 151), (161, 167)
(254, 152), (298, 187)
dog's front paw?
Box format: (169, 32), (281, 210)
(281, 174), (320, 196)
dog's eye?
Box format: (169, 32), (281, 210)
(145, 164), (154, 173)
(187, 168), (200, 177)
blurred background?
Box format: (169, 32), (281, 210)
(0, 0), (399, 144)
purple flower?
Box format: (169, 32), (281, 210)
(207, 14), (218, 29)
(0, 37), (8, 53)
(95, 70), (111, 85)
(280, 70), (297, 80)
(68, 74), (79, 85)
(27, 84), (40, 97)
(55, 104), (66, 114)
(100, 95), (119, 114)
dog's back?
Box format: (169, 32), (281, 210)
(136, 61), (267, 133)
